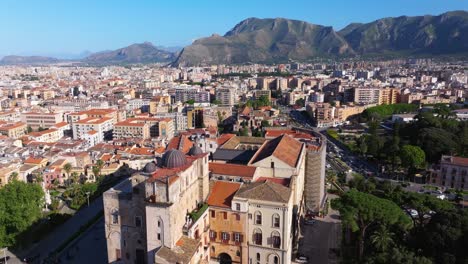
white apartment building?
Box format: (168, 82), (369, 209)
(72, 117), (113, 142)
(353, 87), (380, 104)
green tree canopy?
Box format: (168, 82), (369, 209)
(400, 145), (426, 171)
(0, 180), (44, 247)
(332, 189), (412, 259)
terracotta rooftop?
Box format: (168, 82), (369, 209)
(256, 177), (291, 187)
(209, 163), (256, 178)
(249, 134), (303, 168)
(207, 181), (241, 208)
(155, 236), (199, 264)
(217, 133), (235, 146)
(166, 135), (193, 153)
(235, 181), (291, 203)
(441, 155), (468, 167)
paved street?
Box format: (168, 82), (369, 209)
(14, 196), (104, 263)
(57, 217), (107, 264)
(296, 196), (341, 264)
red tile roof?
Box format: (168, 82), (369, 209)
(250, 134), (303, 168)
(207, 181), (241, 208)
(209, 163), (256, 178)
(256, 177), (291, 187)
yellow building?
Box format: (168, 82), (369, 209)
(379, 88), (400, 105)
(0, 122), (27, 139)
(113, 120), (150, 139)
(149, 95), (171, 114)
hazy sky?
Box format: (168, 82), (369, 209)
(0, 0), (467, 57)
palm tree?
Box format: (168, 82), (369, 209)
(71, 172), (80, 185)
(92, 165), (101, 180)
(10, 172), (19, 181)
(63, 163), (72, 180)
(370, 225), (394, 252)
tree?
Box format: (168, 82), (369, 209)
(63, 163), (72, 182)
(239, 127), (249, 137)
(356, 136), (368, 156)
(212, 99), (222, 105)
(332, 190), (411, 259)
(27, 126), (33, 133)
(9, 172), (18, 181)
(92, 166), (100, 179)
(400, 145), (425, 175)
(367, 121), (383, 159)
(295, 98), (305, 107)
(413, 208), (468, 263)
(70, 172), (80, 185)
(185, 99), (195, 105)
(401, 192), (453, 227)
(0, 181), (44, 247)
(370, 225), (394, 252)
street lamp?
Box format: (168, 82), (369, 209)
(86, 192), (90, 207)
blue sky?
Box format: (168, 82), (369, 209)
(0, 0), (467, 57)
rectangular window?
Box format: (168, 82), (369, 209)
(221, 232), (229, 243)
(273, 217), (280, 228)
(116, 249), (121, 260)
(112, 213), (118, 224)
(236, 203), (241, 211)
(157, 233), (161, 240)
(234, 233), (241, 242)
(235, 214), (241, 221)
(211, 210), (215, 218)
(223, 212), (227, 220)
(135, 216), (142, 227)
(210, 230), (216, 240)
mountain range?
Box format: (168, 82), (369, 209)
(1, 11), (467, 65)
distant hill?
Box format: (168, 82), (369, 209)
(174, 11), (468, 66)
(174, 17), (354, 66)
(84, 42), (175, 64)
(0, 55), (60, 65)
(338, 11), (468, 56)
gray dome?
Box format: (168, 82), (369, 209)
(161, 149), (187, 168)
(188, 145), (204, 156)
(143, 162), (158, 174)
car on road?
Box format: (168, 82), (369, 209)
(295, 256), (309, 263)
(304, 219), (316, 225)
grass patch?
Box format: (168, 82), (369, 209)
(189, 203), (208, 222)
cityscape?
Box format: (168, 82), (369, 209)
(0, 1), (467, 264)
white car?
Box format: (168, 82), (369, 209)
(295, 256), (309, 263)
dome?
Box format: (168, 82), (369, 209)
(143, 162), (158, 174)
(188, 145), (204, 156)
(161, 149), (187, 168)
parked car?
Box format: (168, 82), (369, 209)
(304, 219), (316, 225)
(295, 256), (309, 263)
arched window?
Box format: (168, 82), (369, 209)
(256, 253), (261, 261)
(271, 231), (281, 248)
(254, 211), (262, 225)
(273, 256), (279, 264)
(253, 228), (262, 245)
(111, 209), (119, 224)
(272, 213), (280, 228)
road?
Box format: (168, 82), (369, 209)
(296, 195), (341, 264)
(15, 196), (104, 263)
(57, 217), (107, 264)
